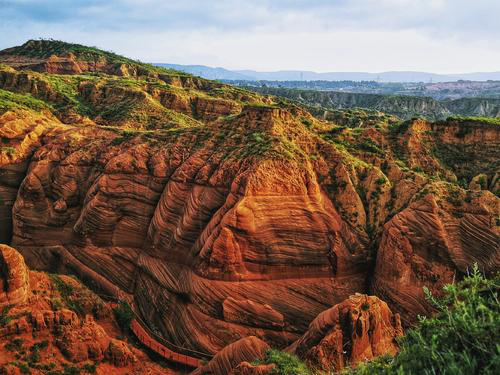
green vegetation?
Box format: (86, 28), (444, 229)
(49, 274), (84, 315)
(358, 138), (384, 156)
(113, 300), (134, 332)
(48, 273), (111, 320)
(446, 115), (500, 126)
(255, 349), (311, 375)
(345, 265), (499, 375)
(0, 88), (53, 114)
(111, 129), (138, 145)
(5, 337), (24, 351)
(0, 305), (13, 327)
(3, 39), (188, 77)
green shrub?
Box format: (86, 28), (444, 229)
(82, 363), (97, 374)
(113, 301), (134, 332)
(346, 265), (499, 374)
(261, 349), (311, 375)
(358, 138), (384, 155)
(0, 305), (13, 327)
(49, 275), (84, 316)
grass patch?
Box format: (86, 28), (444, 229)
(0, 88), (53, 114)
(446, 116), (500, 126)
(49, 274), (84, 316)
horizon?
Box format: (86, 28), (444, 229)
(1, 1), (499, 74)
(155, 63), (500, 76)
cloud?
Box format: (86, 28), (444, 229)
(0, 0), (499, 72)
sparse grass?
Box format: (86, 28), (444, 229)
(49, 274), (84, 316)
(3, 39), (190, 77)
(0, 305), (13, 327)
(0, 88), (53, 114)
(357, 138), (384, 156)
(446, 116), (500, 126)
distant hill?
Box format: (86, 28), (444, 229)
(249, 86), (500, 120)
(152, 63), (500, 83)
(233, 70), (500, 82)
(154, 63), (254, 80)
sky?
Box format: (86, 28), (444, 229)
(1, 0), (499, 73)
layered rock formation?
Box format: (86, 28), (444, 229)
(0, 244), (30, 307)
(289, 293), (402, 372)
(0, 40), (498, 373)
(193, 336), (270, 375)
(197, 293), (403, 374)
(0, 244), (171, 374)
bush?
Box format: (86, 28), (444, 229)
(113, 301), (134, 332)
(82, 363), (97, 373)
(345, 264), (499, 374)
(0, 305), (13, 327)
(261, 349), (311, 375)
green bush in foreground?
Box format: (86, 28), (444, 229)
(256, 349), (311, 375)
(346, 264), (499, 375)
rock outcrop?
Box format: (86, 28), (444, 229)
(289, 293), (403, 372)
(193, 336), (270, 375)
(0, 244), (29, 307)
(0, 246), (171, 374)
(372, 192), (499, 323)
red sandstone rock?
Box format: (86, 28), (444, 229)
(289, 293), (403, 372)
(0, 244), (30, 307)
(229, 362), (276, 375)
(193, 336), (270, 375)
(0, 41), (498, 371)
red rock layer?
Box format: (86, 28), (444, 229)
(289, 293), (402, 372)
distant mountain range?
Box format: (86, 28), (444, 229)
(154, 63), (500, 83)
(155, 64), (254, 80)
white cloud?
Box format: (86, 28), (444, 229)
(0, 0), (499, 72)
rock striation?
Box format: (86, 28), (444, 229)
(0, 40), (498, 373)
(289, 293), (403, 372)
(0, 244), (30, 307)
(0, 245), (171, 374)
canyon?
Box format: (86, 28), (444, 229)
(0, 40), (498, 374)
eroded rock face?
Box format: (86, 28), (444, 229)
(0, 248), (169, 374)
(0, 40), (498, 371)
(229, 362), (276, 375)
(0, 244), (29, 307)
(372, 192), (500, 323)
(193, 336), (270, 375)
(4, 106), (371, 356)
(290, 293), (403, 373)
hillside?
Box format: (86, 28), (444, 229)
(246, 86), (500, 120)
(0, 40), (498, 374)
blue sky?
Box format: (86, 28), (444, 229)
(1, 0), (499, 73)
